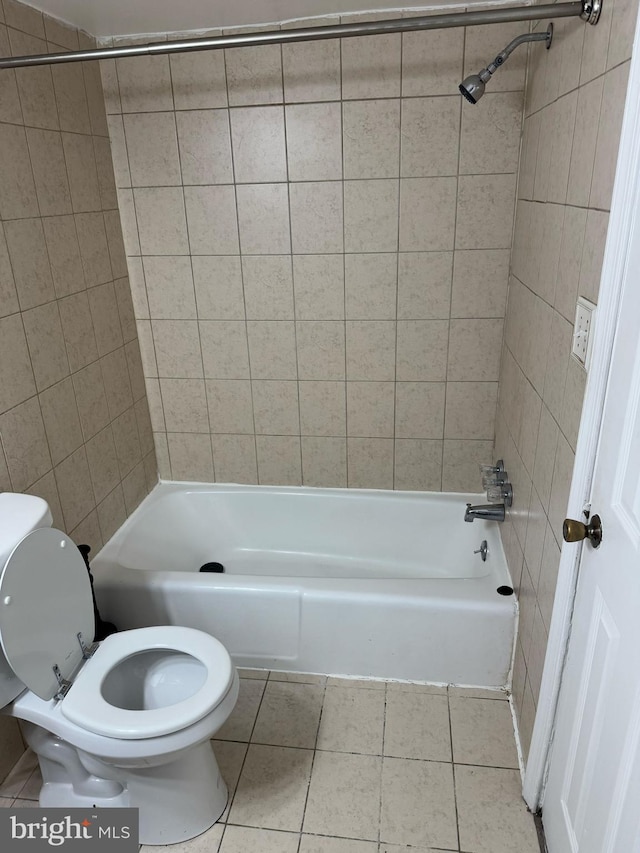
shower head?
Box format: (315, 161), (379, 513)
(460, 24), (553, 104)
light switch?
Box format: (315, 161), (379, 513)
(572, 296), (596, 369)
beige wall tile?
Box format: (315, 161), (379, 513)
(134, 187), (189, 255)
(252, 380), (299, 435)
(0, 224), (19, 318)
(456, 174), (517, 250)
(62, 133), (101, 213)
(346, 321), (395, 381)
(445, 382), (498, 440)
(460, 92), (522, 176)
(345, 253), (397, 320)
(243, 256), (294, 320)
(0, 123), (38, 220)
(184, 184), (239, 255)
(51, 63), (89, 134)
(87, 281), (124, 356)
(402, 28), (464, 97)
(282, 39), (340, 103)
(293, 255), (344, 320)
(0, 27), (22, 126)
(176, 109), (233, 185)
(26, 128), (72, 216)
(299, 381), (346, 436)
(117, 55), (173, 113)
(237, 183), (291, 254)
(97, 483), (126, 542)
(58, 292), (98, 372)
(153, 319), (203, 378)
(4, 218), (55, 310)
(8, 31), (58, 130)
(206, 380), (254, 434)
(73, 361), (110, 440)
(397, 252), (452, 320)
(286, 102), (342, 181)
(0, 396), (51, 491)
(200, 320), (249, 379)
(451, 250), (509, 319)
(100, 347), (134, 418)
(442, 439), (493, 492)
(248, 321), (297, 380)
(447, 319), (503, 382)
(344, 179), (398, 253)
(75, 212), (111, 287)
(301, 436), (347, 487)
(193, 256), (244, 320)
(394, 439), (442, 491)
(85, 424), (120, 503)
(396, 320), (449, 382)
(343, 99), (400, 179)
(347, 437), (393, 489)
(295, 320), (344, 381)
(4, 0), (45, 37)
(212, 433), (257, 483)
(111, 406), (141, 477)
(401, 96), (460, 178)
(170, 50), (227, 110)
(0, 313), (36, 413)
(395, 382), (445, 439)
(160, 378), (209, 433)
(42, 215), (85, 298)
(135, 395), (154, 453)
(144, 256), (196, 319)
(226, 44), (283, 107)
(22, 301), (70, 391)
(38, 376), (83, 466)
(347, 381), (395, 438)
(290, 182), (343, 254)
(167, 432), (214, 481)
(399, 177), (456, 252)
(115, 277), (137, 342)
(256, 435), (301, 485)
(54, 445), (94, 529)
(230, 106), (287, 183)
(124, 112), (181, 187)
(342, 32), (401, 100)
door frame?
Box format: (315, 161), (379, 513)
(522, 16), (640, 810)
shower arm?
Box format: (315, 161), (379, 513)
(479, 28), (553, 83)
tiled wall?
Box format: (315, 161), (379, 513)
(102, 11), (528, 490)
(496, 0), (638, 762)
(0, 0), (157, 780)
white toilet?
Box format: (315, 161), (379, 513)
(0, 492), (239, 846)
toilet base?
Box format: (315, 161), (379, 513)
(26, 723), (228, 846)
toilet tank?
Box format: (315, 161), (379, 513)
(0, 493), (53, 708)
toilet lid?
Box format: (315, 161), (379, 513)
(0, 528), (94, 701)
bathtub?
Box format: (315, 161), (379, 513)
(92, 483), (517, 687)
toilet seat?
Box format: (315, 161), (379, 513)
(61, 626), (234, 739)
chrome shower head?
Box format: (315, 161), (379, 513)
(460, 24), (553, 104)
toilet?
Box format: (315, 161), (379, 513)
(0, 492), (239, 846)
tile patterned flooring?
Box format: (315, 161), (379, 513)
(0, 670), (541, 853)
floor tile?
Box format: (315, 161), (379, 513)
(300, 835), (378, 853)
(384, 691), (451, 762)
(17, 766), (42, 801)
(252, 680), (324, 749)
(303, 751), (381, 841)
(212, 739), (248, 820)
(238, 668), (269, 680)
(270, 671), (327, 684)
(0, 798), (13, 807)
(219, 825), (299, 853)
(380, 757), (458, 850)
(317, 686), (385, 755)
(141, 822), (223, 852)
(216, 677), (265, 742)
(228, 744), (313, 831)
(326, 677), (385, 689)
(455, 765), (539, 853)
(386, 682), (448, 696)
(0, 750), (38, 799)
(448, 687), (508, 701)
(11, 798), (43, 808)
(449, 698), (519, 768)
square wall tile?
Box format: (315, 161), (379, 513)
(117, 55), (173, 112)
(226, 44), (283, 106)
(400, 96), (460, 177)
(73, 362), (110, 440)
(343, 99), (400, 179)
(344, 179), (399, 253)
(346, 321), (395, 381)
(193, 256), (244, 320)
(160, 378), (209, 433)
(442, 439), (494, 492)
(237, 184), (291, 255)
(282, 39), (341, 103)
(167, 432), (213, 481)
(144, 257), (197, 320)
(396, 320), (449, 382)
(124, 112), (181, 186)
(301, 436), (347, 487)
(252, 380), (299, 435)
(54, 445), (94, 530)
(395, 382), (445, 439)
(206, 380), (254, 434)
(448, 319), (503, 381)
(134, 187), (189, 255)
(4, 218), (55, 311)
(230, 106), (287, 183)
(101, 347), (134, 420)
(347, 381), (395, 438)
(200, 320), (249, 379)
(345, 253), (397, 320)
(342, 32), (401, 100)
(456, 175), (517, 250)
(0, 396), (51, 492)
(399, 177), (456, 252)
(185, 185), (240, 255)
(0, 124), (38, 220)
(85, 425), (120, 503)
(212, 434), (258, 484)
(26, 128), (72, 216)
(299, 381), (346, 437)
(22, 302), (69, 391)
(62, 133), (101, 213)
(170, 50), (227, 110)
(256, 435), (302, 485)
(451, 250), (509, 319)
(347, 437), (394, 489)
(247, 321), (297, 380)
(296, 321), (345, 381)
(394, 439), (442, 491)
(397, 252), (452, 320)
(75, 212), (111, 287)
(445, 382), (498, 440)
(243, 256), (294, 320)
(286, 102), (342, 181)
(152, 320), (203, 378)
(0, 314), (36, 413)
(290, 182), (343, 254)
(293, 255), (344, 320)
(39, 377), (83, 467)
(87, 282), (124, 356)
(460, 92), (523, 175)
(176, 109), (233, 185)
(402, 27), (464, 96)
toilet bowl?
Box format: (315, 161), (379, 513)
(0, 493), (239, 845)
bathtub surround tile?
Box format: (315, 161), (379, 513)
(402, 27), (465, 97)
(237, 184), (291, 255)
(144, 257), (197, 320)
(282, 38), (341, 103)
(396, 320), (449, 382)
(252, 681), (324, 749)
(256, 436), (302, 486)
(286, 102), (342, 181)
(193, 256), (244, 321)
(211, 434), (258, 484)
(347, 382), (394, 438)
(229, 744), (313, 831)
(442, 439), (494, 493)
(252, 380), (299, 435)
(397, 252), (452, 321)
(343, 99), (400, 180)
(176, 110), (233, 185)
(54, 446), (95, 531)
(445, 382), (499, 440)
(167, 433), (214, 482)
(185, 185), (240, 256)
(170, 51), (227, 110)
(134, 187), (189, 255)
(380, 757), (457, 849)
(230, 106), (287, 184)
(226, 43), (283, 107)
(395, 382), (445, 439)
(344, 179), (399, 253)
(290, 182), (343, 254)
(401, 96), (461, 178)
(317, 686), (385, 755)
(394, 439), (443, 491)
(160, 378), (209, 433)
(0, 397), (51, 492)
(296, 321), (345, 381)
(304, 751), (381, 841)
(299, 381), (346, 437)
(347, 438), (394, 490)
(293, 255), (344, 321)
(200, 321), (250, 380)
(248, 322), (297, 380)
(0, 314), (37, 414)
(346, 321), (396, 381)
(455, 765), (540, 853)
(345, 254), (397, 321)
(124, 112), (181, 187)
(301, 436), (347, 487)
(243, 256), (294, 321)
(384, 690), (451, 762)
(399, 177), (456, 252)
(152, 320), (203, 379)
(206, 380), (254, 435)
(38, 377), (83, 467)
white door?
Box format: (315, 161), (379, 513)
(541, 174), (640, 849)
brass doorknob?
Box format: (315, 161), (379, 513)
(563, 514), (602, 548)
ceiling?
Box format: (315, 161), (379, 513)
(25, 0), (489, 38)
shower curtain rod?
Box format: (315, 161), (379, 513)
(0, 0), (600, 70)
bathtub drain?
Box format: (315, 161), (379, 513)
(200, 562), (225, 573)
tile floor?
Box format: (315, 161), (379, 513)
(0, 670), (542, 853)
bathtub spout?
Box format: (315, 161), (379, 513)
(464, 503), (505, 522)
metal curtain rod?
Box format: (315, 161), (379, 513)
(0, 1), (601, 70)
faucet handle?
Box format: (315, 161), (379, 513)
(480, 460), (505, 476)
(487, 482), (513, 507)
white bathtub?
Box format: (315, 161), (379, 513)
(92, 483), (517, 687)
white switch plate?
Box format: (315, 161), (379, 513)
(572, 296), (596, 369)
